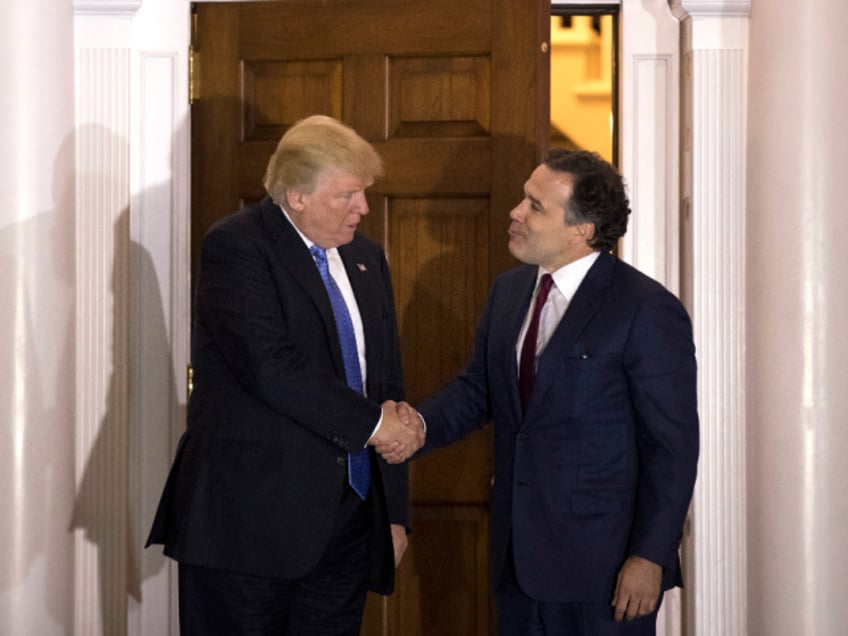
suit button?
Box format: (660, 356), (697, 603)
(516, 432), (527, 442)
(336, 456), (346, 467)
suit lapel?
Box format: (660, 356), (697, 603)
(526, 252), (615, 415)
(259, 199), (346, 377)
(501, 267), (539, 422)
(338, 241), (382, 388)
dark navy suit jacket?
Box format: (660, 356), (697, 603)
(146, 197), (407, 594)
(418, 251), (699, 602)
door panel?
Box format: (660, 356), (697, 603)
(192, 2), (549, 633)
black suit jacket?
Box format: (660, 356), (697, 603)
(146, 197), (407, 594)
(418, 251), (699, 602)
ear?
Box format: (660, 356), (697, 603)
(285, 188), (306, 212)
(576, 222), (596, 241)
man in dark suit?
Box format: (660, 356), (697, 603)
(391, 150), (699, 635)
(146, 115), (424, 635)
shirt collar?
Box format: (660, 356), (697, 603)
(537, 251), (600, 302)
(278, 203), (339, 258)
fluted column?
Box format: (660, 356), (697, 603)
(671, 1), (750, 634)
(747, 1), (848, 634)
(72, 39), (133, 635)
(0, 1), (77, 634)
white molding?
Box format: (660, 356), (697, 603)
(125, 2), (192, 634)
(74, 0), (142, 16)
(670, 0), (751, 18)
(73, 1), (190, 634)
(618, 0), (680, 293)
(619, 3), (682, 634)
(127, 50), (186, 636)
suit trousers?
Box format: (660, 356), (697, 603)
(496, 541), (662, 636)
(178, 485), (372, 635)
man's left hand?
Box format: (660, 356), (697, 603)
(390, 523), (408, 567)
(611, 555), (662, 621)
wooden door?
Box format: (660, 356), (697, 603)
(191, 2), (549, 633)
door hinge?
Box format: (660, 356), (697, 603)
(186, 364), (194, 399)
(188, 45), (198, 105)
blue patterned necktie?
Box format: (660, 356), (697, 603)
(310, 245), (371, 499)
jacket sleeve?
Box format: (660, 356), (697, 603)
(623, 289), (700, 572)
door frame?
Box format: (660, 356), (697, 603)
(72, 1), (688, 635)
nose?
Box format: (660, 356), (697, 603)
(509, 200), (526, 223)
(352, 191), (369, 215)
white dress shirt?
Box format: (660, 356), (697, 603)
(279, 205), (368, 387)
(515, 251), (600, 369)
(280, 204), (379, 441)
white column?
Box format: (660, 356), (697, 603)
(671, 1), (750, 635)
(747, 1), (848, 634)
(0, 1), (77, 634)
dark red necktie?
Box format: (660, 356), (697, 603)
(518, 274), (553, 411)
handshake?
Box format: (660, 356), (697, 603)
(368, 400), (425, 464)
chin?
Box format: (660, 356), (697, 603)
(507, 242), (523, 261)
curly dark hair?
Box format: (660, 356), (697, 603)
(543, 149), (631, 252)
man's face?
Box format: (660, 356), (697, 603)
(287, 170), (373, 248)
(507, 163), (594, 271)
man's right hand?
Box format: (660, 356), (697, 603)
(370, 400), (425, 463)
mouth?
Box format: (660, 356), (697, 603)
(346, 215), (362, 231)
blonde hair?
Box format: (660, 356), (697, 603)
(263, 115), (384, 204)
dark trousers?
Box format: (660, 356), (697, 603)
(178, 487), (372, 635)
(496, 543), (661, 636)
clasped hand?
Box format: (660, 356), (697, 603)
(369, 400), (424, 464)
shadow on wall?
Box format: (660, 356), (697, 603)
(67, 123), (180, 633)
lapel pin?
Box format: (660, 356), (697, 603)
(357, 263), (367, 272)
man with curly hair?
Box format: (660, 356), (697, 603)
(394, 149), (699, 635)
